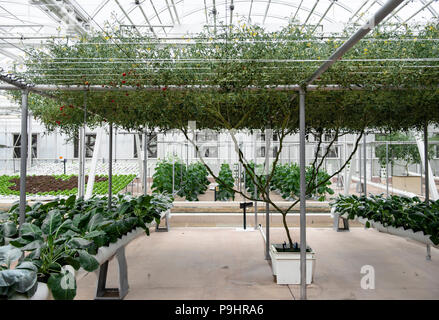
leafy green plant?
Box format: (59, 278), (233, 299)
(330, 194), (439, 245)
(152, 158), (186, 195)
(0, 192), (173, 299)
(9, 210), (99, 300)
(152, 158), (209, 201)
(216, 163), (235, 201)
(0, 245), (38, 299)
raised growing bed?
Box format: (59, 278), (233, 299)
(0, 193), (173, 300)
(0, 174), (136, 196)
(330, 194), (439, 249)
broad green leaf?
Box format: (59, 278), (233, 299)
(3, 222), (17, 238)
(47, 271), (76, 300)
(20, 223), (43, 239)
(41, 210), (62, 235)
(78, 250), (99, 272)
(0, 245), (22, 267)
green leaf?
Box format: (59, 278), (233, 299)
(47, 271), (76, 300)
(41, 209), (62, 235)
(0, 245), (22, 267)
(67, 237), (92, 249)
(20, 223), (43, 240)
(78, 250), (99, 272)
(3, 222), (17, 238)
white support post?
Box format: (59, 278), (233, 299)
(78, 126), (85, 198)
(135, 133), (143, 188)
(344, 135), (358, 195)
(415, 132), (439, 200)
(27, 112), (32, 169)
(85, 126), (105, 199)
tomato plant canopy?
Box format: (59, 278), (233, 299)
(11, 21), (439, 134)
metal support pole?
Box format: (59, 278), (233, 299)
(27, 112), (32, 168)
(424, 124), (429, 203)
(254, 132), (258, 229)
(78, 92), (87, 198)
(299, 88), (307, 300)
(363, 134), (367, 196)
(264, 126), (271, 260)
(19, 89), (29, 228)
(143, 131), (148, 195)
(108, 123), (113, 210)
(172, 158), (175, 195)
(386, 141), (389, 197)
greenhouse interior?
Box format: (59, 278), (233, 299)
(0, 0), (439, 305)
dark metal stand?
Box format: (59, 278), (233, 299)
(95, 247), (129, 300)
(240, 202), (253, 230)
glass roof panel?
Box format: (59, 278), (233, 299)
(0, 0), (438, 71)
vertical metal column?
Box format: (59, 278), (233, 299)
(299, 88), (307, 300)
(363, 134), (367, 196)
(108, 123), (113, 210)
(19, 89), (29, 228)
(254, 132), (258, 229)
(78, 92), (87, 198)
(27, 112), (32, 168)
(424, 124), (429, 203)
(386, 141), (389, 197)
(264, 126), (271, 260)
(143, 130), (148, 195)
(424, 123), (431, 261)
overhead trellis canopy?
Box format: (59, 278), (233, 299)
(9, 20), (439, 135)
(1, 1), (439, 134)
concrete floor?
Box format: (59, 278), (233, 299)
(75, 226), (439, 300)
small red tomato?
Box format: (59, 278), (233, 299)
(122, 80), (126, 84)
(56, 120), (61, 125)
(125, 93), (129, 96)
(162, 87), (167, 91)
(59, 106), (63, 111)
(122, 72), (126, 77)
(136, 83), (140, 87)
(111, 99), (115, 103)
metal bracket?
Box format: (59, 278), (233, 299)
(155, 211), (170, 232)
(95, 246), (129, 300)
(333, 215), (350, 232)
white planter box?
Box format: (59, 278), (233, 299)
(269, 245), (316, 285)
(10, 282), (52, 300)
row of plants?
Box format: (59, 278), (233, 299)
(216, 163), (235, 201)
(0, 174), (136, 196)
(0, 192), (173, 299)
(151, 157), (210, 201)
(243, 161), (334, 201)
(330, 194), (439, 245)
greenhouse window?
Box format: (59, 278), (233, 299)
(73, 133), (96, 158)
(133, 133), (158, 158)
(12, 133), (37, 159)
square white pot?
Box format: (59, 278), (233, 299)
(269, 245), (316, 285)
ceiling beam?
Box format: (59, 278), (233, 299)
(306, 0), (404, 86)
